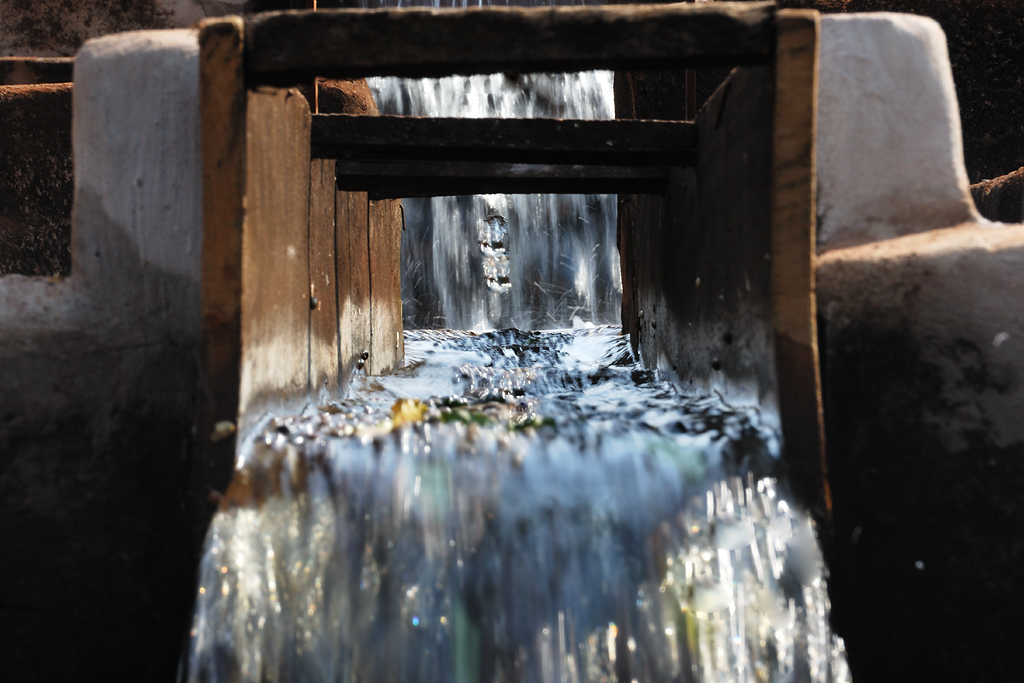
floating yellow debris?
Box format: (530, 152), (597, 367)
(390, 398), (429, 427)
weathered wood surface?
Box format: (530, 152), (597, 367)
(770, 10), (827, 516)
(245, 3), (776, 82)
(196, 17), (247, 521)
(311, 115), (697, 166)
(619, 16), (825, 515)
(336, 160), (672, 198)
(625, 64), (779, 464)
(368, 198), (403, 374)
(309, 158), (340, 402)
(0, 57), (74, 85)
(336, 188), (372, 390)
(239, 86), (312, 434)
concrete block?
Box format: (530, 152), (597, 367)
(816, 222), (1024, 681)
(816, 14), (978, 251)
(0, 29), (203, 680)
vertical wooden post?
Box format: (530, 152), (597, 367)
(771, 9), (829, 517)
(310, 158), (340, 402)
(336, 189), (372, 389)
(240, 86), (312, 433)
(367, 198), (404, 375)
(195, 17), (246, 529)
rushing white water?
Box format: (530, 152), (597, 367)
(187, 328), (850, 683)
(347, 0), (620, 329)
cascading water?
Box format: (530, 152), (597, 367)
(349, 0), (619, 330)
(184, 2), (851, 680)
(187, 328), (850, 682)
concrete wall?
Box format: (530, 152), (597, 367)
(814, 14), (1024, 682)
(783, 0), (1023, 185)
(0, 30), (203, 680)
(0, 24), (403, 677)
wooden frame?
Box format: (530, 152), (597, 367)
(194, 4), (826, 515)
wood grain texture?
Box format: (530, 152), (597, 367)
(656, 66), (776, 411)
(196, 17), (246, 520)
(245, 3), (776, 82)
(309, 158), (340, 402)
(368, 198), (403, 375)
(311, 115), (697, 166)
(0, 57), (74, 85)
(239, 86), (312, 434)
(771, 9), (828, 516)
(336, 189), (371, 390)
(335, 160), (671, 198)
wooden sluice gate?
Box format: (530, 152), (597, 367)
(9, 5), (1024, 678)
(193, 1), (827, 515)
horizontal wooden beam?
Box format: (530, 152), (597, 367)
(334, 160), (674, 198)
(311, 115), (697, 166)
(0, 57), (74, 85)
(245, 3), (776, 82)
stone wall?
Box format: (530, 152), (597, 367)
(972, 166), (1024, 224)
(0, 83), (72, 275)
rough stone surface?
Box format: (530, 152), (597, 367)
(318, 77), (381, 116)
(0, 1), (322, 57)
(971, 166), (1024, 224)
(816, 14), (977, 252)
(0, 30), (203, 681)
(816, 223), (1024, 683)
(0, 83), (73, 276)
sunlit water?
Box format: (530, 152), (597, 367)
(187, 328), (850, 682)
(351, 0), (620, 330)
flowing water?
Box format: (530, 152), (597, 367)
(185, 3), (851, 680)
(186, 328), (850, 682)
(350, 0), (619, 330)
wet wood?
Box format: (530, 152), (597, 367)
(367, 198), (403, 375)
(196, 17), (247, 532)
(771, 10), (827, 516)
(309, 158), (340, 401)
(336, 189), (371, 389)
(626, 64), (777, 468)
(245, 3), (776, 82)
(335, 160), (671, 198)
(240, 86), (313, 432)
(0, 57), (74, 85)
(311, 115), (697, 166)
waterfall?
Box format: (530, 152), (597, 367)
(336, 0), (620, 330)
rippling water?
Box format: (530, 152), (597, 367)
(187, 328), (849, 682)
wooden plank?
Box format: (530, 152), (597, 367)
(771, 10), (828, 517)
(245, 3), (777, 82)
(367, 198), (403, 375)
(309, 158), (340, 402)
(195, 17), (246, 523)
(311, 115), (697, 166)
(0, 57), (74, 85)
(335, 160), (671, 198)
(626, 65), (777, 457)
(336, 189), (371, 389)
(239, 86), (312, 433)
